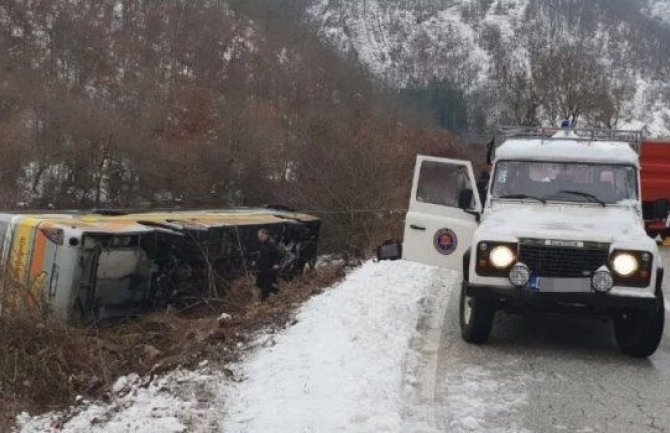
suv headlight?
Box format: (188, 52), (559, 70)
(609, 250), (653, 287)
(476, 242), (518, 276)
(490, 245), (516, 269)
(611, 253), (638, 277)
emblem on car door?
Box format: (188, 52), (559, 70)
(434, 228), (458, 255)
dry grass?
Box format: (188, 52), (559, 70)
(0, 264), (345, 430)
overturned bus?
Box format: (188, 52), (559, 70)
(0, 208), (320, 322)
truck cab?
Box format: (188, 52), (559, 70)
(404, 127), (665, 357)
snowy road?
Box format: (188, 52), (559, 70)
(432, 248), (670, 433)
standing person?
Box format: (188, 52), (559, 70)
(256, 229), (282, 300)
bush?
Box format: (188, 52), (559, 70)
(0, 264), (345, 421)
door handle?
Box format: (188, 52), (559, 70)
(410, 224), (426, 231)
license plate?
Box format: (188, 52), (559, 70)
(545, 239), (583, 248)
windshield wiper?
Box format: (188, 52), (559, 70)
(498, 194), (546, 204)
(556, 190), (606, 207)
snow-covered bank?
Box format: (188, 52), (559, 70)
(223, 260), (457, 433)
(17, 369), (231, 433)
(16, 261), (458, 433)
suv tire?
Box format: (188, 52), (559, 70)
(614, 290), (665, 358)
(459, 281), (497, 344)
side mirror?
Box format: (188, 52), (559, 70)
(652, 198), (670, 220)
(458, 189), (474, 210)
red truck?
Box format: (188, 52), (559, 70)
(641, 140), (670, 243)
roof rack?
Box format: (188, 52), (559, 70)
(495, 126), (644, 150)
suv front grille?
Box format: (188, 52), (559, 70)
(519, 239), (610, 278)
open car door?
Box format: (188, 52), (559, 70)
(403, 155), (482, 270)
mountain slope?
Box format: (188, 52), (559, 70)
(643, 0), (670, 24)
(308, 0), (670, 136)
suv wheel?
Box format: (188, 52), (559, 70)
(459, 281), (497, 344)
(614, 290), (665, 358)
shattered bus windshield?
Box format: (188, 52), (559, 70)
(491, 161), (638, 205)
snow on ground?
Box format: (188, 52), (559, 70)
(222, 260), (457, 433)
(16, 260), (458, 433)
(17, 369), (231, 433)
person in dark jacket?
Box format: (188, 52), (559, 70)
(256, 229), (282, 300)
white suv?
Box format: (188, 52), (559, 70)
(403, 128), (665, 357)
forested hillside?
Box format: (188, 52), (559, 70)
(308, 0), (670, 135)
(0, 0), (459, 252)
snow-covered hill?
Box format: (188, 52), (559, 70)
(643, 0), (670, 24)
(308, 0), (670, 137)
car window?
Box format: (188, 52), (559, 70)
(416, 161), (474, 208)
(492, 161), (638, 204)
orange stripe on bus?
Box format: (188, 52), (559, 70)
(30, 231), (47, 280)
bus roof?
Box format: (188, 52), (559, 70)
(0, 208), (318, 235)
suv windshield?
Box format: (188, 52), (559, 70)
(491, 161), (638, 205)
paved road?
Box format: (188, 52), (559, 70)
(433, 249), (670, 433)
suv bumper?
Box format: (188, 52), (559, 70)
(465, 283), (659, 311)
